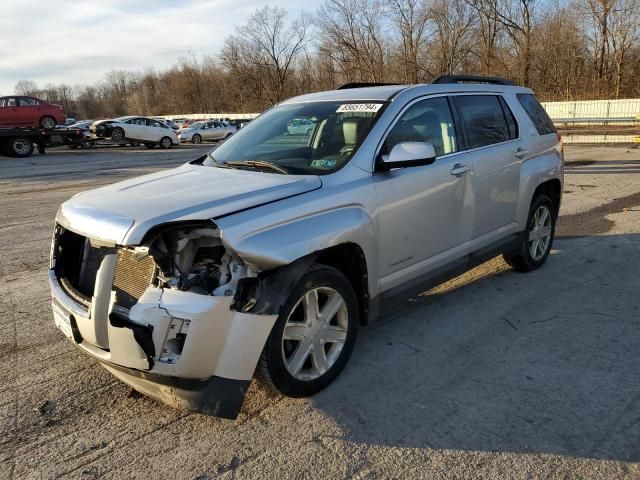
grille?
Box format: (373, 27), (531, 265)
(112, 249), (157, 309)
(54, 226), (116, 304)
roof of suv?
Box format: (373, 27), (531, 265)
(282, 83), (533, 104)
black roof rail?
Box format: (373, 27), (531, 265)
(337, 82), (402, 90)
(431, 75), (517, 86)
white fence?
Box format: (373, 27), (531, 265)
(161, 99), (640, 123)
(160, 113), (261, 121)
(542, 98), (640, 122)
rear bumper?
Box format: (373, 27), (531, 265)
(49, 269), (277, 419)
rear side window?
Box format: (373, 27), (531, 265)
(452, 95), (512, 149)
(19, 97), (40, 106)
(516, 93), (555, 135)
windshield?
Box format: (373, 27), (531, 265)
(188, 122), (204, 129)
(205, 101), (386, 175)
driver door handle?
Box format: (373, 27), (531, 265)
(515, 147), (529, 158)
(450, 163), (470, 177)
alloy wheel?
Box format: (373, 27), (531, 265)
(281, 287), (348, 381)
(41, 116), (55, 130)
(528, 205), (552, 261)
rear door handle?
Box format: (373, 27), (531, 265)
(515, 147), (529, 158)
(450, 164), (470, 177)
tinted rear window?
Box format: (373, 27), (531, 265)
(516, 93), (556, 135)
(452, 95), (513, 149)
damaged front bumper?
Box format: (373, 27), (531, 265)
(49, 269), (277, 419)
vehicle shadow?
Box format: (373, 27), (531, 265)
(310, 233), (640, 462)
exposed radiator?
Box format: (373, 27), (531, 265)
(112, 249), (157, 310)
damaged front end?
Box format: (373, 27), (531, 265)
(49, 221), (278, 419)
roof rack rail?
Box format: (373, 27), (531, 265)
(431, 75), (517, 86)
(337, 82), (401, 90)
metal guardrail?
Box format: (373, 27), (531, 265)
(553, 117), (638, 125)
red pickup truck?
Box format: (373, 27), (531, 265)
(0, 96), (66, 130)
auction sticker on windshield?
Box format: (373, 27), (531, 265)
(336, 103), (383, 113)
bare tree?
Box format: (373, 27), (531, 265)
(389, 0), (431, 83)
(428, 0), (475, 76)
(609, 0), (640, 97)
(318, 0), (388, 82)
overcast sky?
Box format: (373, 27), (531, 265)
(0, 0), (308, 95)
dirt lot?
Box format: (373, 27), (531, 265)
(1, 145), (640, 479)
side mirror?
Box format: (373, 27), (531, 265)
(379, 142), (436, 171)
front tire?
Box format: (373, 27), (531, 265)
(191, 134), (202, 144)
(259, 264), (358, 398)
(111, 127), (125, 141)
(503, 193), (556, 272)
(159, 136), (172, 149)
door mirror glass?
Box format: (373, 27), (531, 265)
(380, 142), (436, 170)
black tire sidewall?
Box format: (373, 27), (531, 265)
(192, 134), (201, 144)
(10, 137), (34, 157)
(112, 127), (124, 141)
(263, 266), (358, 397)
(160, 137), (172, 149)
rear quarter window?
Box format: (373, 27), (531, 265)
(516, 93), (556, 135)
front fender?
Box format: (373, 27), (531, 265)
(218, 207), (376, 272)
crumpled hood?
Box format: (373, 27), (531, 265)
(57, 163), (321, 245)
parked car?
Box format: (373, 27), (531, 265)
(0, 96), (66, 130)
(49, 76), (563, 419)
(90, 116), (179, 148)
(229, 118), (253, 129)
(178, 120), (237, 144)
(65, 120), (96, 149)
(287, 118), (315, 135)
(171, 118), (188, 129)
(152, 117), (178, 130)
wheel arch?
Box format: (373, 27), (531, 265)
(518, 153), (563, 226)
(532, 178), (562, 217)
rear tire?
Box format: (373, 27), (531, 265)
(503, 193), (556, 272)
(159, 136), (172, 149)
(259, 264), (358, 398)
(39, 116), (56, 130)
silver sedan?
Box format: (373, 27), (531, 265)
(178, 121), (237, 144)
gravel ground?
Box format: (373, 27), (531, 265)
(1, 145), (639, 479)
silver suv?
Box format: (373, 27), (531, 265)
(50, 76), (563, 419)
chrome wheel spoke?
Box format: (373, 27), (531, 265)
(322, 326), (347, 344)
(287, 342), (312, 376)
(311, 342), (329, 375)
(319, 294), (344, 323)
(302, 290), (320, 321)
(283, 323), (308, 341)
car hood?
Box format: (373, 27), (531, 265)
(178, 128), (194, 134)
(57, 163), (321, 245)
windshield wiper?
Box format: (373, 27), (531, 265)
(224, 160), (290, 174)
